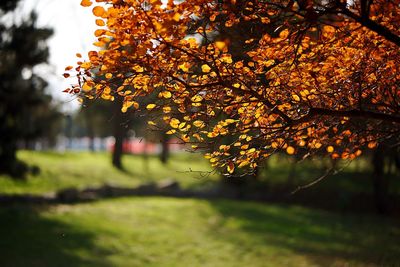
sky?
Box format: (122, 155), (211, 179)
(19, 0), (100, 112)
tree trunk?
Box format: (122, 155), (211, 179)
(372, 147), (389, 215)
(112, 98), (126, 169)
(160, 133), (169, 164)
(0, 140), (17, 173)
(0, 139), (27, 178)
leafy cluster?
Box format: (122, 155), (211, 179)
(67, 0), (400, 174)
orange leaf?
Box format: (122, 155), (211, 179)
(92, 6), (106, 17)
(80, 0), (92, 7)
(286, 146), (295, 155)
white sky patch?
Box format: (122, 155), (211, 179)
(18, 0), (100, 112)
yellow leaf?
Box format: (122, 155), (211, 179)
(147, 121), (156, 126)
(292, 94), (300, 102)
(122, 100), (138, 112)
(166, 129), (176, 135)
(240, 144), (249, 150)
(261, 17), (270, 24)
(146, 103), (156, 110)
(227, 162), (235, 174)
(248, 148), (256, 153)
(178, 63), (189, 72)
(81, 62), (91, 69)
(191, 95), (203, 102)
(279, 29), (289, 39)
(238, 161), (250, 168)
(163, 106), (171, 113)
(169, 118), (180, 128)
(215, 41), (226, 50)
(207, 132), (218, 138)
(82, 82), (92, 92)
(172, 12), (181, 22)
(224, 119), (236, 124)
(181, 134), (189, 142)
(298, 140), (306, 147)
(201, 64), (211, 73)
(161, 91), (172, 99)
(322, 25), (336, 38)
(193, 120), (204, 128)
(239, 134), (247, 140)
(178, 122), (186, 129)
(221, 55), (233, 64)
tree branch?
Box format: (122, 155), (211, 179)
(340, 7), (400, 47)
(304, 107), (400, 124)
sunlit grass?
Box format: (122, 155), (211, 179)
(0, 197), (398, 267)
(0, 150), (219, 194)
(1, 150), (397, 198)
(0, 151), (398, 266)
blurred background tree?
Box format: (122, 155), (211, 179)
(0, 0), (61, 178)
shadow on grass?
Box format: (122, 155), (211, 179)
(210, 200), (400, 266)
(0, 205), (113, 267)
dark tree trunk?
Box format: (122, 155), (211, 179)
(0, 139), (27, 178)
(372, 147), (389, 215)
(112, 97), (126, 169)
(160, 133), (169, 164)
(0, 140), (17, 173)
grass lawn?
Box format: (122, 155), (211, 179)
(0, 151), (219, 195)
(1, 150), (394, 196)
(0, 197), (399, 267)
(0, 151), (399, 266)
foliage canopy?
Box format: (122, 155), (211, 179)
(67, 0), (400, 174)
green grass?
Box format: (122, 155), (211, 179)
(0, 197), (399, 267)
(0, 151), (219, 195)
(0, 150), (384, 196)
(0, 151), (398, 266)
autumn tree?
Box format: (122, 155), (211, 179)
(67, 0), (400, 175)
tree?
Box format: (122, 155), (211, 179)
(0, 1), (56, 177)
(78, 92), (148, 169)
(67, 0), (400, 174)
